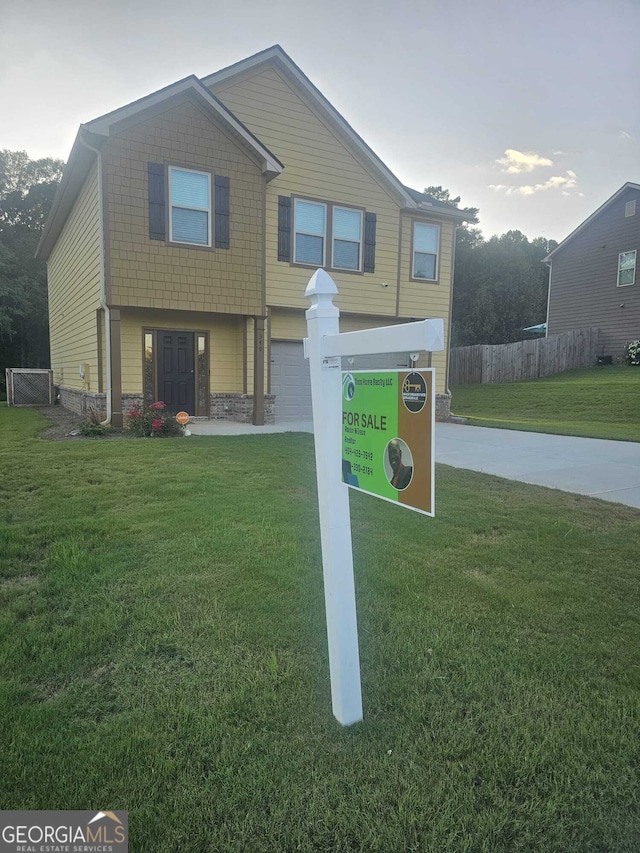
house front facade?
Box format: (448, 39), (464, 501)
(38, 46), (466, 426)
(545, 182), (640, 357)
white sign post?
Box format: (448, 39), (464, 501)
(305, 269), (444, 726)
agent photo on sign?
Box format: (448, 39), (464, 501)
(384, 438), (413, 490)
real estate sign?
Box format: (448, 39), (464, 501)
(341, 369), (435, 516)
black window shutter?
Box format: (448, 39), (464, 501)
(278, 196), (292, 262)
(148, 163), (166, 241)
(363, 212), (377, 273)
(214, 175), (230, 249)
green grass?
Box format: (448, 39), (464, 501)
(451, 365), (640, 441)
(1, 405), (639, 852)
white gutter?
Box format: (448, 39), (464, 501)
(78, 133), (112, 424)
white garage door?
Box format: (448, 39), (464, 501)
(270, 344), (412, 422)
(270, 341), (312, 422)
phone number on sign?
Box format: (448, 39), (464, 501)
(344, 447), (374, 461)
(351, 464), (374, 476)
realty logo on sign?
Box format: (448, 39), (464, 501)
(0, 810), (128, 852)
(341, 369), (435, 516)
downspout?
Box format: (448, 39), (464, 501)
(78, 132), (112, 424)
(445, 221), (458, 396)
(544, 259), (552, 338)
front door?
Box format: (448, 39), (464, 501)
(159, 331), (195, 414)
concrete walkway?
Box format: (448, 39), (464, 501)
(189, 419), (640, 509)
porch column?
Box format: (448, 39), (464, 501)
(109, 308), (123, 428)
(252, 316), (266, 425)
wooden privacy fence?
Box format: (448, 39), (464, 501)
(450, 328), (600, 386)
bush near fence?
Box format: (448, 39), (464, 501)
(450, 328), (600, 385)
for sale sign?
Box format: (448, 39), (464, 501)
(341, 369), (435, 516)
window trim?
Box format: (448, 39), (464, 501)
(617, 249), (637, 287)
(331, 205), (364, 272)
(293, 197), (327, 268)
(411, 220), (441, 283)
(168, 165), (212, 248)
(290, 195), (366, 275)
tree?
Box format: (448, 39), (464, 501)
(420, 184), (558, 346)
(451, 229), (558, 346)
(423, 185), (480, 227)
(0, 150), (64, 390)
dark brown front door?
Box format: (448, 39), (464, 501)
(160, 331), (195, 414)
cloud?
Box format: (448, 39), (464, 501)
(496, 148), (553, 174)
(489, 170), (578, 196)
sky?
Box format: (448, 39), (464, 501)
(1, 0), (638, 242)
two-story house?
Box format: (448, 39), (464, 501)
(37, 45), (466, 427)
(545, 182), (640, 357)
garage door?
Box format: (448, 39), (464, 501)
(270, 341), (312, 422)
(270, 343), (411, 422)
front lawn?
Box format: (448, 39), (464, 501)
(1, 405), (639, 851)
(451, 365), (640, 441)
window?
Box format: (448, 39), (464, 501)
(169, 167), (211, 246)
(294, 199), (326, 265)
(618, 250), (636, 287)
(412, 222), (439, 280)
(292, 199), (366, 271)
(332, 207), (363, 270)
(625, 200), (636, 218)
(143, 331), (155, 405)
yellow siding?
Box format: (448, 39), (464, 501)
(269, 308), (402, 340)
(212, 67), (402, 316)
(398, 214), (454, 390)
(48, 163), (102, 390)
(104, 99), (263, 316)
(269, 307), (446, 394)
(119, 308), (244, 394)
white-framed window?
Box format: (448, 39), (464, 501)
(169, 166), (211, 246)
(332, 206), (363, 271)
(294, 199), (326, 266)
(618, 250), (637, 287)
(412, 222), (440, 280)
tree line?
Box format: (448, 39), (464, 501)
(0, 150), (64, 393)
(0, 153), (557, 396)
(424, 186), (557, 347)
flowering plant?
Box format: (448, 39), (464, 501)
(624, 340), (640, 366)
(126, 401), (184, 437)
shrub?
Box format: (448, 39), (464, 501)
(126, 401), (183, 437)
(78, 421), (109, 437)
(624, 340), (640, 366)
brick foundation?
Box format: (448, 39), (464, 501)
(122, 394), (144, 418)
(435, 392), (451, 421)
(58, 386), (107, 420)
(210, 393), (275, 424)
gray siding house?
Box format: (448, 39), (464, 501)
(545, 182), (640, 356)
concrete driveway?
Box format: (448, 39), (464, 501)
(190, 419), (640, 509)
(436, 423), (640, 509)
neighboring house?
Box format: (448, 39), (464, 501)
(545, 182), (640, 356)
(37, 45), (466, 427)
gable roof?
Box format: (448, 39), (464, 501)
(203, 45), (465, 217)
(83, 74), (283, 175)
(403, 185), (470, 219)
(37, 76), (283, 260)
(544, 182), (640, 262)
